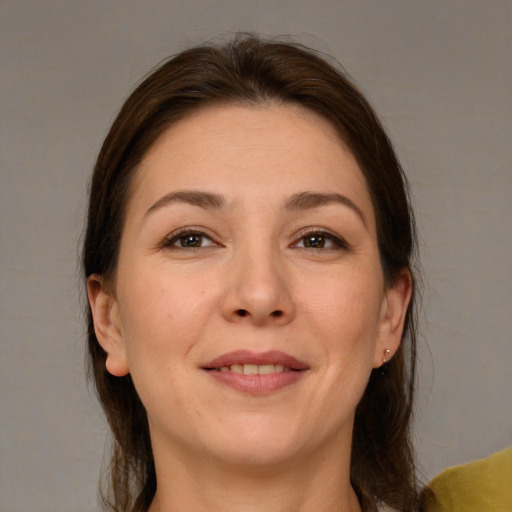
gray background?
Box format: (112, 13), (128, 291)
(1, 1), (511, 511)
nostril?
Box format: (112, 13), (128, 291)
(234, 309), (284, 319)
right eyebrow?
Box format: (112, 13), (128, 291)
(142, 190), (226, 222)
(284, 191), (368, 230)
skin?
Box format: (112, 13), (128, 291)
(88, 104), (411, 512)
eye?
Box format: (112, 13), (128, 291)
(293, 230), (349, 250)
(301, 234), (329, 249)
(164, 230), (217, 249)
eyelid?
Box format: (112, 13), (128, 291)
(160, 226), (348, 251)
(162, 226), (221, 249)
(291, 227), (350, 250)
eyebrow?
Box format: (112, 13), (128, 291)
(285, 191), (368, 229)
(142, 189), (367, 229)
(143, 190), (226, 221)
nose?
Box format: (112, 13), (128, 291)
(221, 247), (295, 327)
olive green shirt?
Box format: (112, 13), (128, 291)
(424, 446), (512, 512)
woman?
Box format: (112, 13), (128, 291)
(83, 34), (420, 512)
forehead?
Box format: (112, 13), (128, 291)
(128, 103), (375, 226)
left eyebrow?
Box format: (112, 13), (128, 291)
(144, 189), (225, 215)
(285, 191), (368, 230)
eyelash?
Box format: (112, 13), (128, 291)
(162, 228), (219, 250)
(162, 228), (349, 252)
(291, 229), (349, 251)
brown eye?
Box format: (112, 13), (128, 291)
(179, 234), (204, 247)
(165, 230), (217, 249)
(303, 235), (326, 248)
(293, 231), (349, 251)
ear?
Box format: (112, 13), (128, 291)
(87, 274), (129, 377)
(373, 269), (413, 368)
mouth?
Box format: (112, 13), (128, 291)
(202, 350), (309, 395)
(209, 363), (295, 374)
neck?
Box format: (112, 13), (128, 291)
(148, 435), (362, 512)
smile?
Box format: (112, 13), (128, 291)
(213, 363), (291, 374)
(202, 350), (309, 395)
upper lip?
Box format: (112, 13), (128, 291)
(203, 350), (309, 370)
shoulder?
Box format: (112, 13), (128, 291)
(422, 446), (512, 511)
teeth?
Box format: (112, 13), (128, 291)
(243, 364), (258, 375)
(216, 364), (290, 374)
(258, 364), (275, 375)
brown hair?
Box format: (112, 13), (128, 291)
(83, 34), (420, 512)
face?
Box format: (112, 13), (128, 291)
(89, 104), (410, 469)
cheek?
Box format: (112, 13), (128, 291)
(298, 268), (384, 353)
(117, 268), (218, 371)
(291, 271), (384, 438)
(115, 274), (217, 427)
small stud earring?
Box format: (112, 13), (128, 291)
(379, 349), (391, 378)
(382, 348), (391, 363)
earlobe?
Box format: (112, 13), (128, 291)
(87, 274), (130, 377)
(373, 270), (413, 368)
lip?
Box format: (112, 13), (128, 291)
(202, 350), (310, 395)
(203, 350), (309, 370)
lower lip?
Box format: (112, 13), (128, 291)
(205, 370), (307, 395)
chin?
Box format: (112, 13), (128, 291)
(199, 416), (315, 469)
(212, 440), (302, 469)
